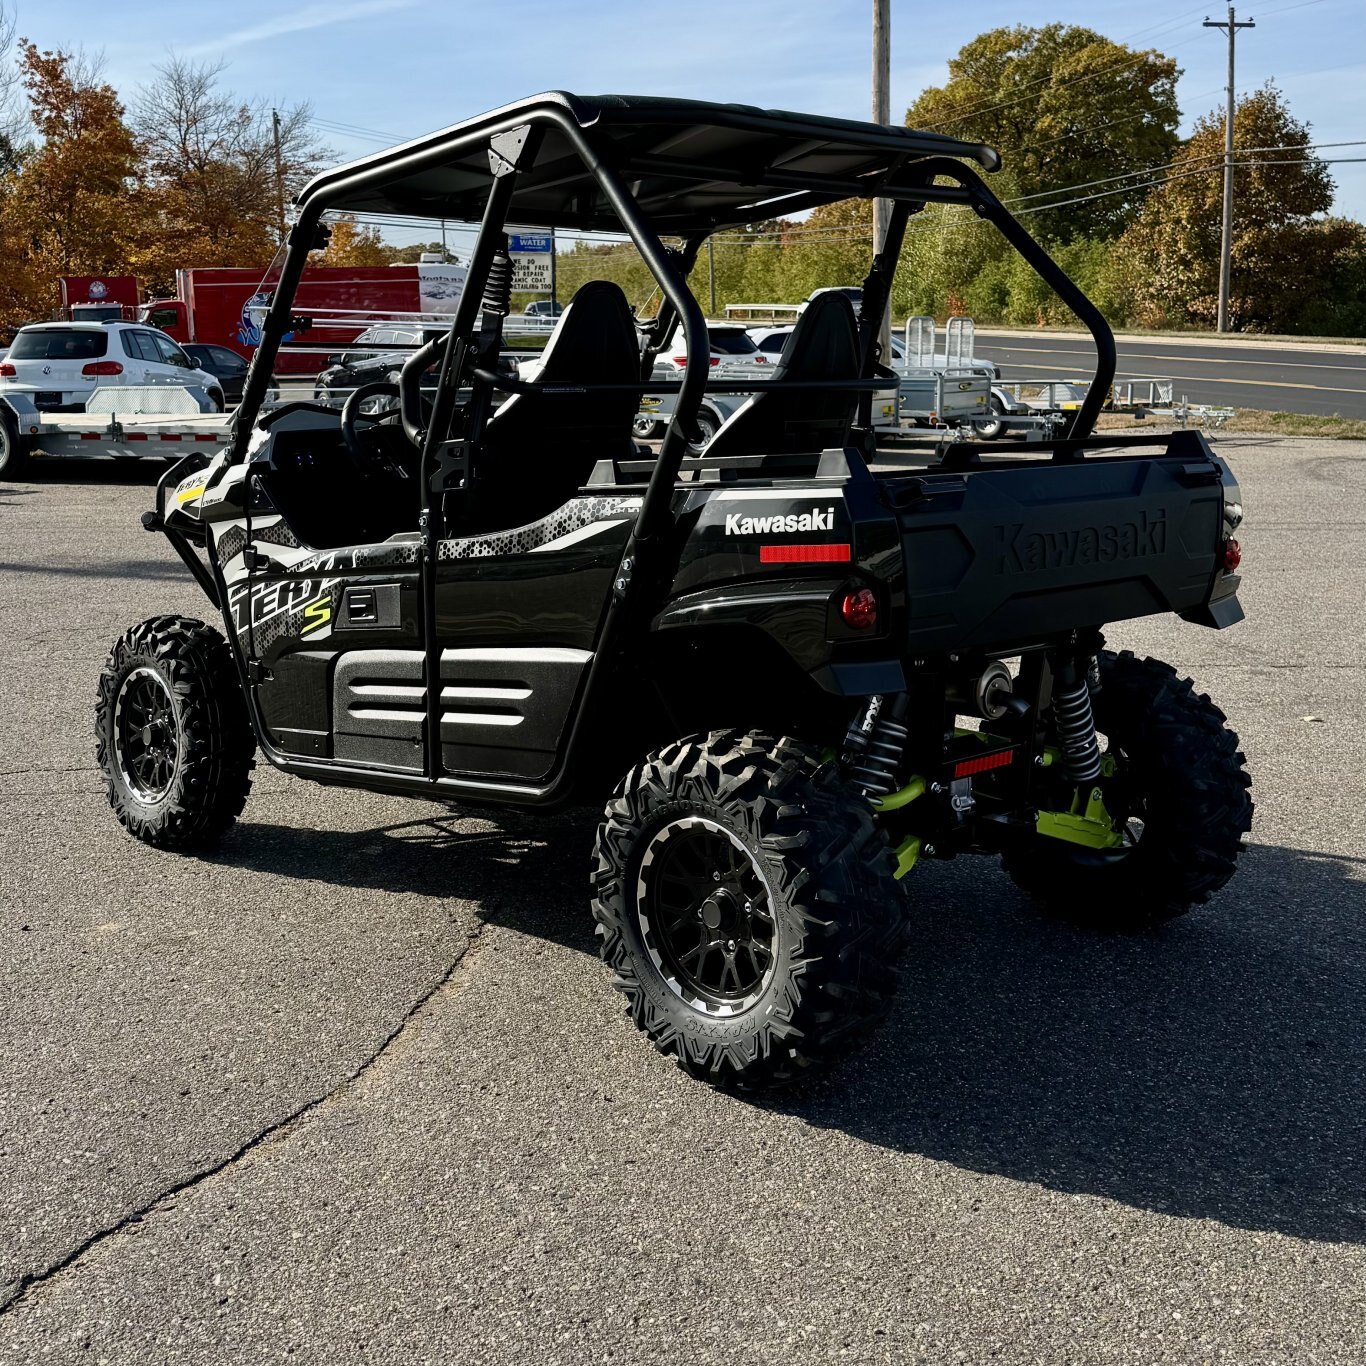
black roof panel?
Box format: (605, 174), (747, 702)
(299, 92), (1000, 234)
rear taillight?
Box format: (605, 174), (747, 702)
(840, 588), (878, 631)
(670, 356), (688, 368)
(0, 362), (14, 377)
(82, 361), (124, 376)
(1222, 538), (1242, 572)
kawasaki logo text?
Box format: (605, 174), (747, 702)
(725, 506), (836, 536)
(993, 510), (1167, 574)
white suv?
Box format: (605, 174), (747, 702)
(0, 322), (224, 412)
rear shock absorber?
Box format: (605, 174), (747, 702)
(481, 246), (513, 319)
(1053, 659), (1102, 785)
(845, 693), (910, 800)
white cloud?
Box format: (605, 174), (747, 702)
(182, 0), (418, 56)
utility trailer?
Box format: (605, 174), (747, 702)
(0, 385), (233, 477)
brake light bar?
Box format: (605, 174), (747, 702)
(759, 543), (851, 564)
(953, 748), (1015, 779)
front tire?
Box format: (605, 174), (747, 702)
(95, 616), (255, 848)
(1003, 651), (1253, 928)
(593, 730), (907, 1090)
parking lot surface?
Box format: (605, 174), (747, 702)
(0, 437), (1361, 1363)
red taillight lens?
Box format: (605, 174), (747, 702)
(708, 356), (720, 366)
(840, 587), (878, 630)
(670, 356), (687, 367)
(0, 362), (14, 377)
(82, 360), (124, 376)
(1222, 537), (1242, 572)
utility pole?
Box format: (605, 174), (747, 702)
(1203, 6), (1255, 332)
(871, 0), (892, 360)
(271, 108), (286, 247)
(708, 237), (717, 315)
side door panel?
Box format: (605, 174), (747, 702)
(432, 494), (640, 781)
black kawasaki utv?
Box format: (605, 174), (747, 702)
(96, 94), (1252, 1089)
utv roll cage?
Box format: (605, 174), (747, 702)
(232, 93), (1116, 522)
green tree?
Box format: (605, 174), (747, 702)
(908, 25), (1180, 242)
(1111, 85), (1337, 330)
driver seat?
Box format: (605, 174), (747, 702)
(470, 280), (641, 530)
(700, 292), (863, 460)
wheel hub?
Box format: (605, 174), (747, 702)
(113, 666), (179, 804)
(635, 816), (776, 1016)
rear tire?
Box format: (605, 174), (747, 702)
(593, 730), (908, 1090)
(1002, 651), (1253, 929)
(688, 408), (720, 451)
(0, 406), (27, 479)
(95, 616), (255, 848)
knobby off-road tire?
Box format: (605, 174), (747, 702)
(593, 730), (908, 1090)
(95, 616), (255, 848)
(1003, 650), (1253, 929)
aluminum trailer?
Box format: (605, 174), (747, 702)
(1, 385), (233, 469)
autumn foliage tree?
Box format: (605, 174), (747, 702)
(1110, 85), (1340, 330)
(0, 42), (138, 317)
(132, 57), (325, 293)
(317, 214), (397, 267)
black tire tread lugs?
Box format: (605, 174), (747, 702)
(592, 729), (908, 1089)
(1002, 649), (1253, 928)
(95, 615), (255, 848)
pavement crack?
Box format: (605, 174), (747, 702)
(0, 919), (487, 1316)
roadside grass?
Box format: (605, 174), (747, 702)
(1094, 409), (1365, 440)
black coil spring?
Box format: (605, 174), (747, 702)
(481, 251), (513, 317)
(1054, 676), (1102, 784)
(850, 714), (909, 799)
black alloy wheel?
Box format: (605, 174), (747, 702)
(637, 815), (777, 1014)
(113, 666), (179, 802)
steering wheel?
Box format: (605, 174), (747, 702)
(340, 381), (407, 478)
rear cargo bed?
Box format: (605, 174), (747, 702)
(880, 435), (1234, 654)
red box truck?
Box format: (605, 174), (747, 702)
(139, 262), (468, 376)
(57, 276), (141, 322)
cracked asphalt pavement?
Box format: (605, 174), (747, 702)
(0, 436), (1361, 1363)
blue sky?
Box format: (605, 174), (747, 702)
(26, 0), (1366, 226)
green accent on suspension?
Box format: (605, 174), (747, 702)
(1035, 785), (1125, 849)
(891, 836), (922, 879)
(1040, 746), (1117, 776)
(870, 775), (926, 813)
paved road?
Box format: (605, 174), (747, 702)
(972, 332), (1366, 419)
(0, 442), (1362, 1362)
